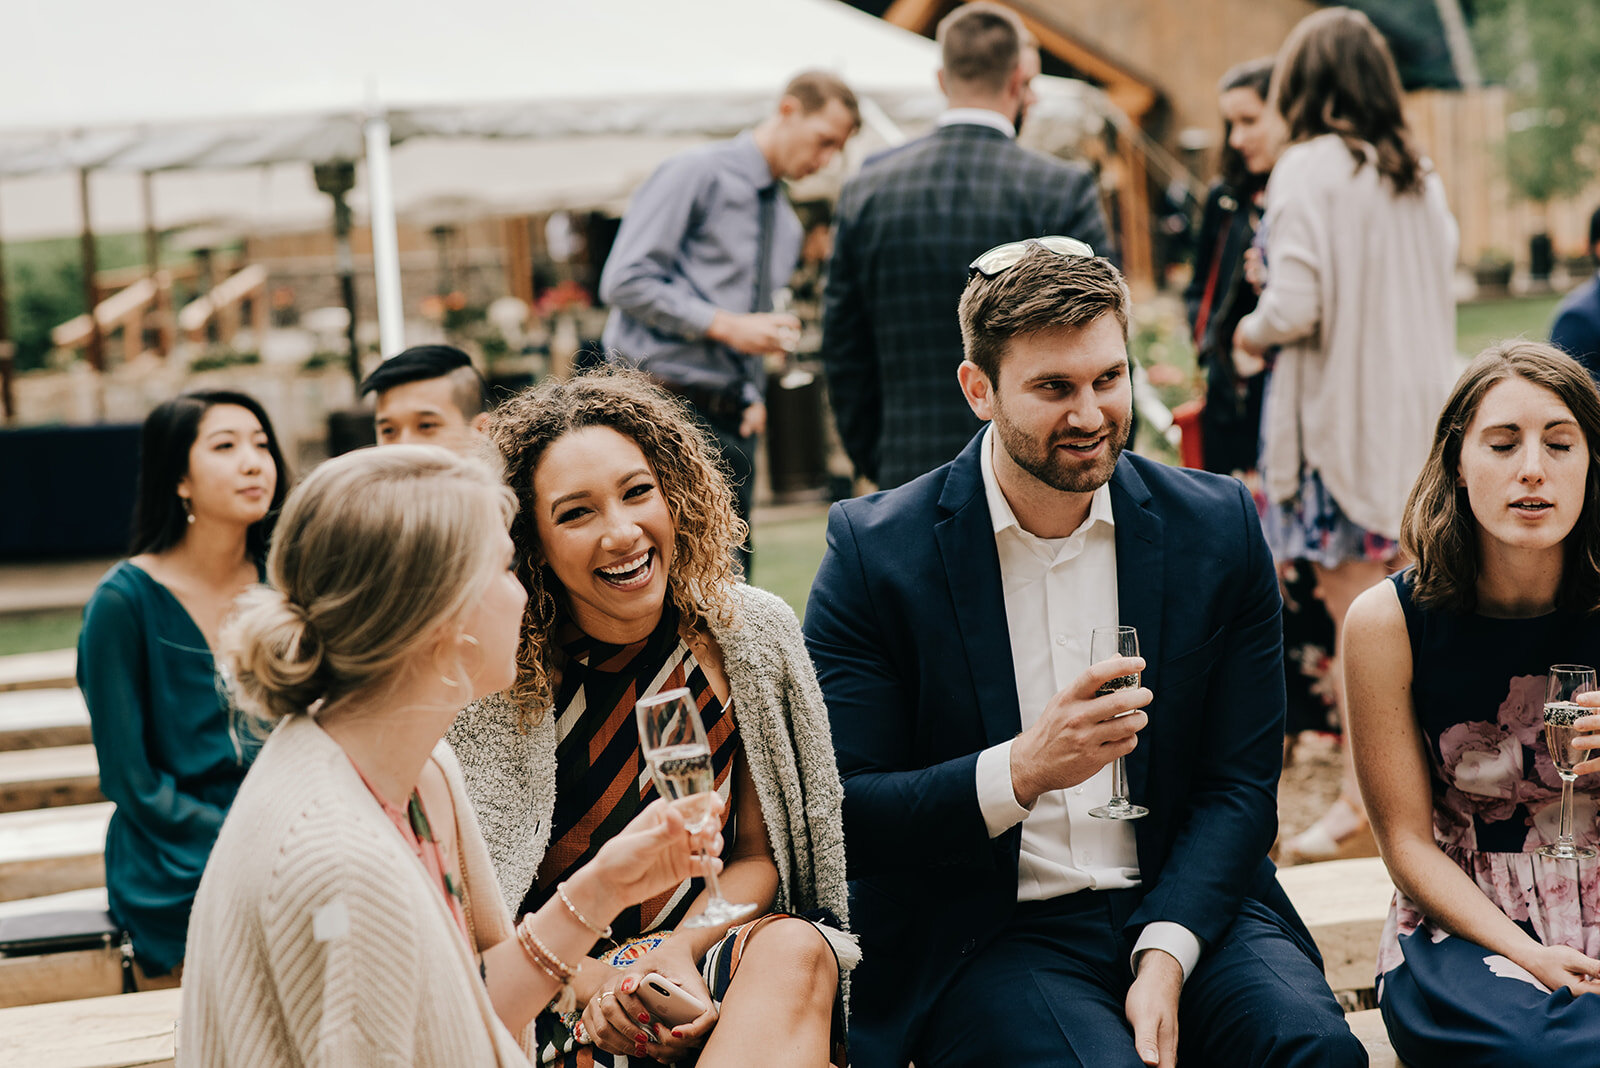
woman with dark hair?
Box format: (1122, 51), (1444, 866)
(450, 366), (850, 1067)
(75, 389), (288, 978)
(1185, 55), (1276, 478)
(1236, 6), (1459, 862)
(1345, 341), (1600, 1064)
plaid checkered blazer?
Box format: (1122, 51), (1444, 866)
(822, 123), (1109, 488)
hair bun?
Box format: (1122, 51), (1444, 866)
(219, 586), (329, 725)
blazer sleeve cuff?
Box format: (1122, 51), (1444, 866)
(1131, 922), (1203, 985)
(976, 740), (1032, 837)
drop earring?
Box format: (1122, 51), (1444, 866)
(180, 497), (195, 524)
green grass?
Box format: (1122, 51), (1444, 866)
(0, 608), (82, 658)
(1455, 293), (1563, 359)
(751, 512), (829, 620)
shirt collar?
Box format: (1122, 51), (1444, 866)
(937, 108), (1017, 138)
(980, 424), (1115, 538)
(733, 130), (779, 189)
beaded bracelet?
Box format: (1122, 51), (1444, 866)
(556, 881), (612, 940)
(515, 915), (578, 1014)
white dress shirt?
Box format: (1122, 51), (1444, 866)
(936, 107), (1016, 138)
(972, 427), (1203, 981)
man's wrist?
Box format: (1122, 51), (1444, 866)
(1008, 735), (1043, 809)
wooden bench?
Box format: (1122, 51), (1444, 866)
(1278, 855), (1395, 998)
(0, 802), (110, 901)
(0, 649), (77, 694)
(0, 687), (92, 751)
(0, 744), (102, 812)
(0, 887), (120, 1008)
(0, 986), (178, 1067)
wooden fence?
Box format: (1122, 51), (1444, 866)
(1407, 86), (1600, 267)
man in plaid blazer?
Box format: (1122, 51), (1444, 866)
(822, 2), (1109, 489)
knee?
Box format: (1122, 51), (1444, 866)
(1315, 1026), (1370, 1068)
(746, 918), (838, 1001)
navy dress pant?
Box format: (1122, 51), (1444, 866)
(912, 892), (1366, 1068)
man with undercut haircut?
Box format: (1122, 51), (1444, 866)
(359, 344), (491, 456)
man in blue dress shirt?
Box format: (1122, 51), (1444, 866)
(1550, 205), (1600, 383)
(600, 71), (859, 575)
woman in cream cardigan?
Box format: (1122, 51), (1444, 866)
(179, 445), (718, 1066)
(1235, 7), (1459, 863)
(449, 368), (851, 1067)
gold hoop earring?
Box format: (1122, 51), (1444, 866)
(528, 565), (557, 630)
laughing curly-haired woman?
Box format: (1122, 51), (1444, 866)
(447, 367), (852, 1067)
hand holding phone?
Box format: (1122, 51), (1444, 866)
(635, 970), (708, 1027)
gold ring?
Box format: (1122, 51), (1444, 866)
(597, 990), (616, 1002)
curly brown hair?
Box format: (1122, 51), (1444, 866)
(487, 366), (745, 724)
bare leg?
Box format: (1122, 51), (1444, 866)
(1281, 558), (1388, 862)
(698, 918), (838, 1067)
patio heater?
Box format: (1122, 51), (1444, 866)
(313, 160), (361, 387)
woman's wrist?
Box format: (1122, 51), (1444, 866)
(562, 866), (625, 932)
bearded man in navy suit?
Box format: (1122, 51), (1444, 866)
(804, 244), (1363, 1068)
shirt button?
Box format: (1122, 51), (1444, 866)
(1074, 786), (1084, 795)
(1055, 634), (1068, 646)
(1081, 852), (1093, 864)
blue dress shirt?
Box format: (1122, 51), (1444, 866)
(599, 131), (803, 408)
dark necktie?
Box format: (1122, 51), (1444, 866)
(752, 182), (778, 313)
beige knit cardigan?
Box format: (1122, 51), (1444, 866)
(178, 714), (530, 1067)
(1237, 133), (1459, 539)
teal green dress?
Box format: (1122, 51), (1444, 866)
(76, 561), (257, 974)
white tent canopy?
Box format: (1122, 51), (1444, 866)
(0, 0), (1108, 353)
(0, 0), (955, 174)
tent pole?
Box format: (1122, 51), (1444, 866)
(78, 168), (105, 373)
(364, 114), (404, 358)
(0, 178), (12, 423)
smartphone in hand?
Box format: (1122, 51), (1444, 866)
(636, 971), (708, 1027)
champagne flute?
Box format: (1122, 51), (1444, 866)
(1088, 625), (1149, 820)
(635, 687), (756, 927)
(1539, 665), (1598, 860)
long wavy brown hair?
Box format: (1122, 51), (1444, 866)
(1402, 340), (1600, 615)
(1271, 7), (1425, 195)
(487, 366), (745, 724)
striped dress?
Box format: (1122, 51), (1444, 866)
(529, 605), (739, 1065)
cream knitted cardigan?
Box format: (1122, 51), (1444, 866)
(1237, 133), (1459, 539)
(179, 715), (530, 1068)
(447, 584), (849, 931)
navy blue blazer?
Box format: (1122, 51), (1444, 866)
(803, 434), (1317, 1065)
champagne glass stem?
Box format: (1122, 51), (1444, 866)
(1111, 756), (1128, 805)
(1559, 775), (1577, 852)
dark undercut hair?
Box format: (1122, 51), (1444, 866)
(937, 2), (1026, 95)
(358, 344), (489, 419)
(958, 247), (1131, 383)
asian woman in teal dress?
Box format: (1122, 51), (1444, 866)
(76, 390), (288, 977)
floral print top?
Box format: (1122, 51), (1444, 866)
(1377, 571), (1600, 976)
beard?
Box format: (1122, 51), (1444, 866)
(991, 396), (1131, 494)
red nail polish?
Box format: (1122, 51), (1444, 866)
(636, 1032), (649, 1043)
(638, 1012), (651, 1023)
(672, 1030), (683, 1039)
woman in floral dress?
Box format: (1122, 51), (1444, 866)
(1345, 341), (1600, 1065)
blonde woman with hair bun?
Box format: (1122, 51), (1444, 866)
(179, 445), (719, 1067)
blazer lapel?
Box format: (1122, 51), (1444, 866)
(935, 436), (1023, 748)
(1109, 458), (1164, 820)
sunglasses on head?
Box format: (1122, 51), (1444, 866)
(968, 235), (1097, 280)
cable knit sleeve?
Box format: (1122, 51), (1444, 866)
(259, 813), (427, 1067)
(446, 694), (556, 917)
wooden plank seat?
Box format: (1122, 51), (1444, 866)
(0, 744), (102, 812)
(0, 687), (91, 751)
(0, 986), (178, 1068)
(1346, 1008), (1406, 1067)
(0, 649), (77, 694)
(1277, 855), (1395, 998)
(0, 802), (110, 901)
